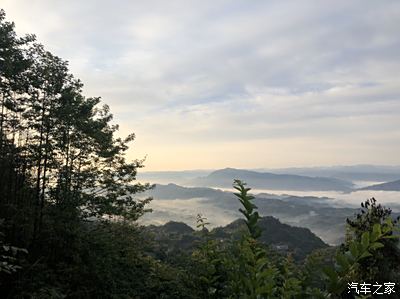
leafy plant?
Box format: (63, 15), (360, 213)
(323, 201), (400, 297)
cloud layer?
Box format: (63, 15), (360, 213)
(3, 0), (400, 169)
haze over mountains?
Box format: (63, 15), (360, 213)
(138, 170), (212, 185)
(187, 168), (354, 191)
(360, 179), (400, 191)
(261, 165), (400, 182)
(139, 165), (400, 245)
(141, 183), (357, 244)
(138, 165), (400, 190)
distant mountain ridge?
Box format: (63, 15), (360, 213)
(360, 179), (400, 191)
(138, 165), (400, 185)
(141, 183), (400, 245)
(137, 170), (211, 185)
(143, 183), (224, 199)
(264, 165), (400, 182)
(187, 168), (354, 191)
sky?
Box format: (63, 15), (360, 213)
(2, 0), (400, 170)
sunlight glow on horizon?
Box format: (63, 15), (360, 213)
(2, 0), (400, 171)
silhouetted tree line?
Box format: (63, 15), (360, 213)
(1, 10), (399, 298)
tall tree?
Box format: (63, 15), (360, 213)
(0, 8), (151, 248)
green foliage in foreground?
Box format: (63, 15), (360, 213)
(192, 181), (400, 299)
(1, 8), (400, 298)
(3, 178), (397, 298)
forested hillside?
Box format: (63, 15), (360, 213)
(1, 10), (399, 298)
(146, 216), (328, 261)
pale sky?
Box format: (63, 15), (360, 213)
(2, 1), (400, 170)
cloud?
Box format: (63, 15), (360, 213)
(2, 0), (400, 169)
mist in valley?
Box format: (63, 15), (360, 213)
(138, 167), (400, 245)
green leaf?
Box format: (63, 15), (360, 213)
(371, 223), (381, 241)
(361, 232), (370, 249)
(369, 242), (384, 250)
(349, 242), (358, 258)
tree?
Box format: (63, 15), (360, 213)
(0, 9), (154, 297)
(343, 198), (400, 284)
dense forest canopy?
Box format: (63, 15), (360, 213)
(0, 8), (151, 226)
(0, 9), (399, 298)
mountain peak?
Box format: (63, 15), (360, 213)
(190, 168), (353, 191)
